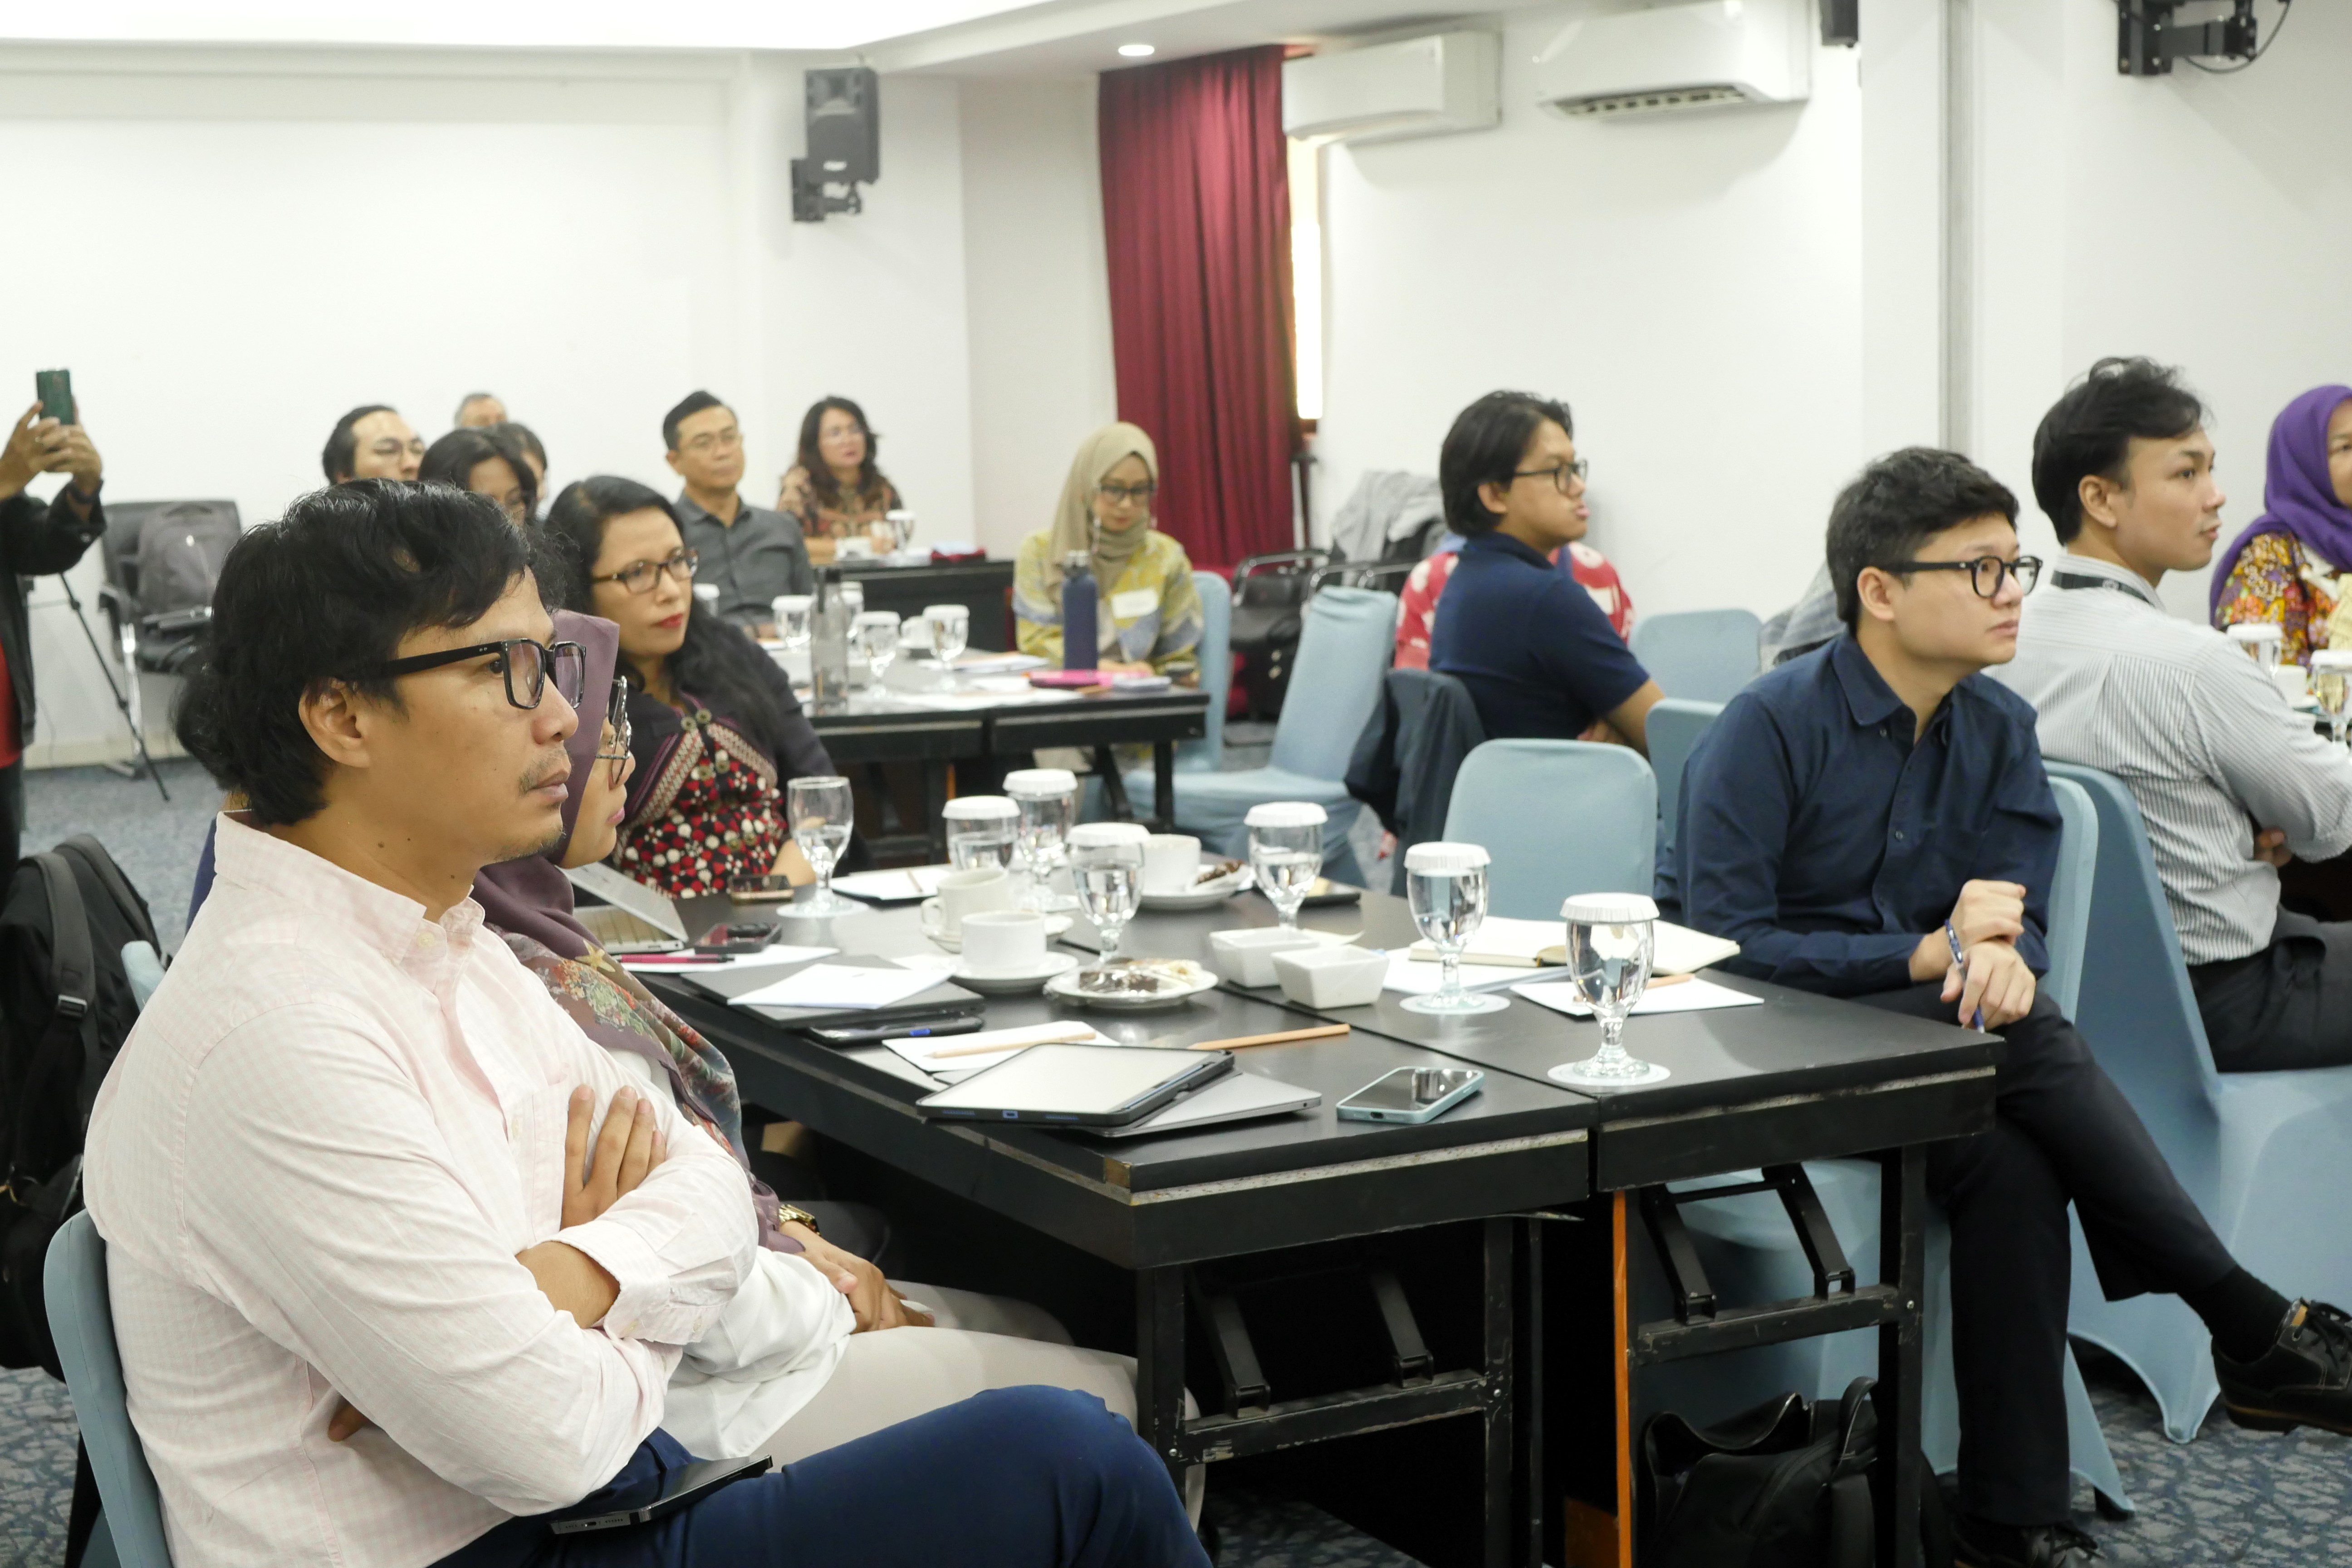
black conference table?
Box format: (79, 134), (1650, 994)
(642, 884), (1997, 1568)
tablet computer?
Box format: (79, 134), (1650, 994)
(916, 1044), (1233, 1127)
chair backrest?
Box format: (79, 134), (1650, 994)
(46, 1211), (173, 1568)
(1645, 699), (1726, 855)
(1630, 608), (1764, 704)
(1442, 740), (1657, 919)
(1269, 587), (1398, 781)
(1180, 570), (1232, 769)
(2041, 776), (2098, 1022)
(2044, 762), (2221, 1202)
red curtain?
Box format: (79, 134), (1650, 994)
(1098, 47), (1299, 574)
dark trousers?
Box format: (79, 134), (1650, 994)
(0, 759), (21, 872)
(433, 1387), (1208, 1568)
(1853, 985), (2237, 1525)
(2187, 910), (2352, 1072)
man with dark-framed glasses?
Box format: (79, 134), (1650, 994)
(1674, 447), (2349, 1568)
(662, 390), (811, 633)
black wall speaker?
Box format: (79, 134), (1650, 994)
(806, 67), (880, 185)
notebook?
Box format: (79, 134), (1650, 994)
(674, 952), (982, 1030)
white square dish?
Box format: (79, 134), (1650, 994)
(1272, 944), (1388, 1009)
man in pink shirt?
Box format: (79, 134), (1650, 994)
(84, 480), (1203, 1568)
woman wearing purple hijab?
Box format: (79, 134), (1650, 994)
(2210, 384), (2352, 666)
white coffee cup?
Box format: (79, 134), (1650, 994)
(837, 535), (876, 560)
(1142, 834), (1203, 895)
(959, 910), (1048, 975)
(2273, 664), (2310, 704)
(936, 866), (1015, 936)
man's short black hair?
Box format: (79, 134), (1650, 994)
(1438, 392), (1574, 536)
(662, 391), (728, 454)
(2029, 357), (2207, 545)
(175, 481), (531, 827)
(455, 392), (500, 423)
(322, 404), (395, 484)
(1825, 448), (2020, 630)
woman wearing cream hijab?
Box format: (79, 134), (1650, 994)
(1012, 421), (1205, 680)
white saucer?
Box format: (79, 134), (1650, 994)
(1045, 963), (1220, 1011)
(1140, 871), (1251, 912)
(953, 952), (1083, 995)
(919, 901), (1074, 953)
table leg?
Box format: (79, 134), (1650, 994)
(1877, 1146), (1926, 1568)
(1481, 1216), (1517, 1568)
(922, 760), (950, 861)
(1136, 1265), (1189, 1492)
(1097, 745), (1137, 822)
(1153, 740), (1177, 833)
(1516, 1218), (1544, 1568)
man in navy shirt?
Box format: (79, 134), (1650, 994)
(1428, 392), (1663, 751)
(1679, 449), (2350, 1568)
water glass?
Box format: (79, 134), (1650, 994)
(786, 775), (855, 916)
(944, 795), (1021, 872)
(1552, 893), (1671, 1086)
(1245, 801), (1325, 931)
(2317, 650), (2352, 748)
(926, 603), (970, 686)
(886, 509), (916, 555)
(1006, 767), (1079, 911)
(772, 595), (812, 650)
(1069, 823), (1147, 965)
(2227, 622), (2283, 673)
(854, 611), (899, 689)
(1401, 842), (1508, 1016)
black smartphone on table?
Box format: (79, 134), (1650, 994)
(34, 369), (73, 424)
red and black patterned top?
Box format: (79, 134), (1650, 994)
(616, 702), (789, 898)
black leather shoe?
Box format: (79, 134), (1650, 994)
(1954, 1515), (2103, 1567)
(2217, 1299), (2352, 1435)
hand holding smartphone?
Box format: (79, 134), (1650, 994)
(34, 370), (73, 425)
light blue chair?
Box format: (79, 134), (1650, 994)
(1630, 608), (1764, 704)
(1666, 772), (2132, 1510)
(48, 1210), (172, 1568)
(1124, 586), (1396, 886)
(1645, 699), (1726, 857)
(1087, 571), (1235, 821)
(2049, 762), (2352, 1442)
(1441, 740), (1655, 918)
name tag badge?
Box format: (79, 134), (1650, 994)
(1110, 588), (1158, 620)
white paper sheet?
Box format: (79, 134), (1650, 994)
(1510, 978), (1764, 1017)
(884, 1022), (1112, 1079)
(730, 963), (946, 1011)
(1382, 950), (1530, 995)
(1404, 917), (1740, 976)
(618, 945), (836, 974)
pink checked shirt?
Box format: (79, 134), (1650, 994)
(83, 815), (759, 1568)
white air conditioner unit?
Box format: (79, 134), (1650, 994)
(1282, 32), (1499, 145)
(1533, 0), (1810, 120)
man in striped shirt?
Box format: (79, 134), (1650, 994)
(1996, 358), (2352, 1072)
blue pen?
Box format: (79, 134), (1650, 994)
(1945, 921), (1984, 1030)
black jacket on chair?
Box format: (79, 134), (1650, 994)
(1345, 667), (1487, 894)
(0, 489), (106, 755)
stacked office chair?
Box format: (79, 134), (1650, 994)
(1226, 547), (1328, 720)
(2049, 762), (2352, 1442)
(1125, 587), (1394, 885)
(1629, 608), (1764, 705)
(1442, 740), (1656, 917)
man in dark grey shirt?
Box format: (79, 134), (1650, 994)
(662, 390), (812, 629)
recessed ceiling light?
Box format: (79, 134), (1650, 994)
(1117, 42), (1156, 57)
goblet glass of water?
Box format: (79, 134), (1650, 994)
(1245, 802), (1324, 931)
(943, 795), (1020, 872)
(886, 509), (916, 557)
(1550, 893), (1671, 1087)
(1005, 767), (1079, 911)
(853, 611), (899, 690)
(786, 775), (856, 917)
(1401, 842), (1509, 1016)
(925, 603), (970, 689)
(2315, 650), (2352, 749)
(772, 595), (812, 651)
(1069, 823), (1147, 966)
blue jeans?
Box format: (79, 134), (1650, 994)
(432, 1386), (1207, 1568)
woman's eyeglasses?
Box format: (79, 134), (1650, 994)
(1885, 555), (2044, 598)
(1512, 459), (1590, 494)
(594, 549), (699, 595)
(595, 677), (632, 787)
(378, 638), (587, 711)
(1096, 481), (1156, 505)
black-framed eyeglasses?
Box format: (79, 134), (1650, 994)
(1885, 555), (2043, 598)
(1513, 459), (1590, 493)
(594, 549), (698, 595)
(378, 638), (587, 711)
(1096, 481), (1156, 505)
(594, 676), (632, 784)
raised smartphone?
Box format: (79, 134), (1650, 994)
(34, 369), (73, 424)
(1336, 1065), (1484, 1124)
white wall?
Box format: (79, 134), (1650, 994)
(0, 44), (980, 765)
(958, 75), (1119, 559)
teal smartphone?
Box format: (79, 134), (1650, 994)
(1336, 1066), (1484, 1124)
(34, 369), (73, 425)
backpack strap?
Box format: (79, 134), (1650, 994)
(59, 835), (158, 954)
(30, 851), (104, 1122)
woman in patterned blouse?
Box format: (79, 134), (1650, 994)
(2210, 384), (2352, 666)
(775, 396), (904, 560)
(545, 476), (835, 899)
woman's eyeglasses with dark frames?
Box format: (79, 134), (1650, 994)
(1885, 555), (2044, 598)
(594, 549), (699, 595)
(1096, 481), (1156, 505)
(1513, 459), (1590, 493)
(378, 638), (588, 711)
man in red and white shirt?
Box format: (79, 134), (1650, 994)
(85, 482), (1203, 1568)
(1394, 535), (1636, 671)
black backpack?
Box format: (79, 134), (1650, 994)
(1641, 1378), (1952, 1568)
(0, 837), (159, 1377)
(131, 500), (238, 622)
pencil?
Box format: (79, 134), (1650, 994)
(1187, 1024), (1351, 1051)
